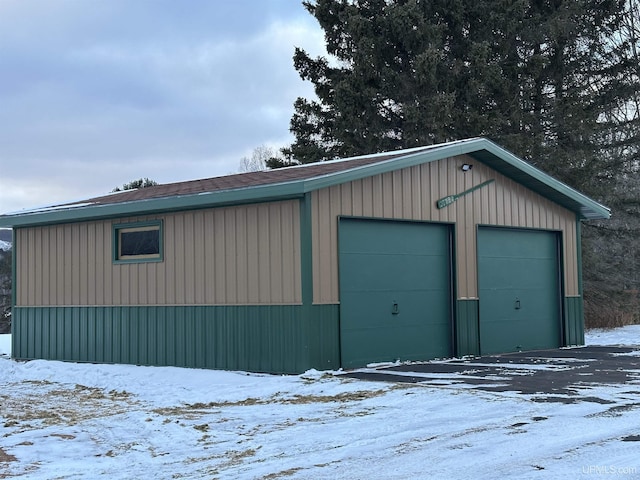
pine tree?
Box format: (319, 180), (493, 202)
(286, 0), (640, 325)
(112, 178), (159, 192)
(285, 0), (509, 163)
(285, 0), (638, 193)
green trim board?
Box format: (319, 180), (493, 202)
(566, 215), (586, 346)
(468, 143), (609, 220)
(11, 227), (17, 311)
(0, 139), (609, 228)
(11, 304), (340, 374)
(576, 218), (584, 297)
(564, 296), (585, 346)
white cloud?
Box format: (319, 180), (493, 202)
(0, 1), (326, 214)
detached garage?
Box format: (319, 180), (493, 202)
(0, 138), (610, 372)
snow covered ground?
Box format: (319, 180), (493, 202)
(1, 327), (640, 479)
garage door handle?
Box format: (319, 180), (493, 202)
(392, 302), (399, 315)
(515, 299), (521, 310)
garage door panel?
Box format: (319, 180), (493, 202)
(341, 328), (450, 356)
(480, 318), (559, 352)
(341, 324), (451, 366)
(480, 258), (559, 290)
(341, 254), (450, 292)
(340, 221), (446, 255)
(341, 287), (451, 364)
(479, 229), (557, 258)
(482, 288), (557, 319)
(478, 227), (561, 355)
(341, 290), (450, 329)
(339, 218), (452, 368)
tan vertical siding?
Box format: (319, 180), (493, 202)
(311, 155), (579, 303)
(256, 205), (269, 303)
(16, 160), (579, 308)
(17, 200), (301, 306)
(203, 211), (216, 303)
(86, 223), (95, 305)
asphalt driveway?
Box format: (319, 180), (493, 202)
(344, 345), (640, 404)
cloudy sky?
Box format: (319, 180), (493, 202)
(0, 0), (325, 214)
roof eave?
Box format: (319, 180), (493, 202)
(0, 137), (610, 227)
(301, 139), (481, 192)
(0, 181), (306, 228)
(468, 141), (611, 220)
(300, 138), (609, 220)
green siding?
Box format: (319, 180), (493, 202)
(566, 218), (586, 347)
(12, 304), (340, 374)
(308, 304), (340, 370)
(456, 299), (480, 357)
(564, 296), (585, 346)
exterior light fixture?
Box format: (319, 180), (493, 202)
(461, 164), (473, 172)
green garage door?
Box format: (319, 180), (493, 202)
(477, 227), (562, 354)
(339, 218), (453, 368)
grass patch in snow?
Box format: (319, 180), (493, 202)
(1, 382), (137, 433)
(153, 388), (387, 418)
(0, 447), (17, 463)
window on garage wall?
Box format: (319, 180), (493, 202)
(113, 220), (163, 263)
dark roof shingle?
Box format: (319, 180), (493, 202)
(81, 152), (410, 207)
(0, 139), (610, 225)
